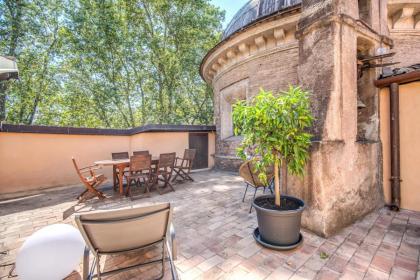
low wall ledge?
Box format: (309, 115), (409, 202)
(0, 123), (216, 136)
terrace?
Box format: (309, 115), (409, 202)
(1, 170), (419, 280)
(1, 0), (420, 279)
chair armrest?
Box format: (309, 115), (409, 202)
(80, 168), (101, 175)
(80, 166), (102, 176)
(169, 223), (177, 260)
(166, 223), (178, 280)
(80, 165), (100, 170)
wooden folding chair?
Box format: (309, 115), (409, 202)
(125, 154), (153, 197)
(172, 149), (196, 182)
(111, 152), (129, 190)
(152, 153), (176, 194)
(72, 158), (107, 203)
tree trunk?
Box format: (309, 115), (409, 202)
(0, 83), (6, 122)
(274, 160), (281, 207)
(1, 0), (24, 121)
(281, 159), (288, 195)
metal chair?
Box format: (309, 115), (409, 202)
(239, 160), (274, 213)
(72, 158), (106, 203)
(75, 203), (178, 280)
(172, 149), (196, 183)
(124, 154), (153, 197)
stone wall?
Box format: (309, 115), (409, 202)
(202, 11), (301, 171)
(214, 45), (299, 170)
(289, 0), (388, 236)
(201, 0), (419, 237)
(392, 34), (420, 67)
(388, 1), (420, 67)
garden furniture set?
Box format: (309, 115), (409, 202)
(72, 149), (196, 202)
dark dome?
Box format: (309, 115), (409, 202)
(222, 0), (302, 40)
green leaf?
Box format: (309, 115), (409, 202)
(232, 86), (314, 181)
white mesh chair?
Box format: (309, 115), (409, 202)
(75, 203), (177, 279)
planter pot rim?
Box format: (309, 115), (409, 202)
(252, 194), (305, 216)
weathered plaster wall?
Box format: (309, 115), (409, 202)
(0, 133), (130, 194)
(0, 131), (215, 197)
(293, 0), (386, 235)
(288, 140), (383, 236)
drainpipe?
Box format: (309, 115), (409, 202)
(389, 82), (401, 210)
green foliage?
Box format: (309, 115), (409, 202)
(0, 0), (224, 127)
(232, 86), (314, 183)
(319, 251), (329, 260)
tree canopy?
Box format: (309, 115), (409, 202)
(232, 87), (313, 206)
(0, 0), (224, 128)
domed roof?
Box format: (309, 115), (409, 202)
(222, 0), (302, 40)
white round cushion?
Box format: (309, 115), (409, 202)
(16, 224), (85, 280)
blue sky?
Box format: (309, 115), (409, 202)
(210, 0), (250, 27)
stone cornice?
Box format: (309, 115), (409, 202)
(201, 9), (301, 84)
(296, 13), (393, 47)
(213, 42), (299, 86)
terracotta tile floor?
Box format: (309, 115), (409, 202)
(1, 171), (420, 280)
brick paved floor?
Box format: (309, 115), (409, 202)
(1, 171), (419, 280)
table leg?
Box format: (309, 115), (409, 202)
(118, 167), (124, 194)
(113, 166), (117, 190)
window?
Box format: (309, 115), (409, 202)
(219, 79), (249, 139)
(358, 0), (372, 25)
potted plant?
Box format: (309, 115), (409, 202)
(232, 86), (313, 249)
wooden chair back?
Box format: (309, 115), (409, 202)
(183, 149), (196, 166)
(112, 152), (129, 160)
(133, 150), (149, 156)
(129, 154), (152, 173)
(72, 158), (90, 183)
(158, 153), (176, 174)
(171, 149), (196, 182)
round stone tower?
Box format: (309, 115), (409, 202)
(202, 0), (303, 171)
(201, 0), (420, 237)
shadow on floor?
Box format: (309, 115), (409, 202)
(0, 184), (114, 217)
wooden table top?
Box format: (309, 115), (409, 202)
(94, 157), (159, 166)
(94, 159), (129, 166)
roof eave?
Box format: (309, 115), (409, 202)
(374, 70), (420, 88)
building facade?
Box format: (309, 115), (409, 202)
(201, 0), (420, 236)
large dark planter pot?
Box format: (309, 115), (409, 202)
(253, 194), (305, 247)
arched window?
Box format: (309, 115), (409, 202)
(219, 79), (249, 139)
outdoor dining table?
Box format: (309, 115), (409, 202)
(94, 157), (159, 194)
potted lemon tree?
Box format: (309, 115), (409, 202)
(232, 86), (313, 249)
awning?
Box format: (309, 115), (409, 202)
(0, 55), (19, 81)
